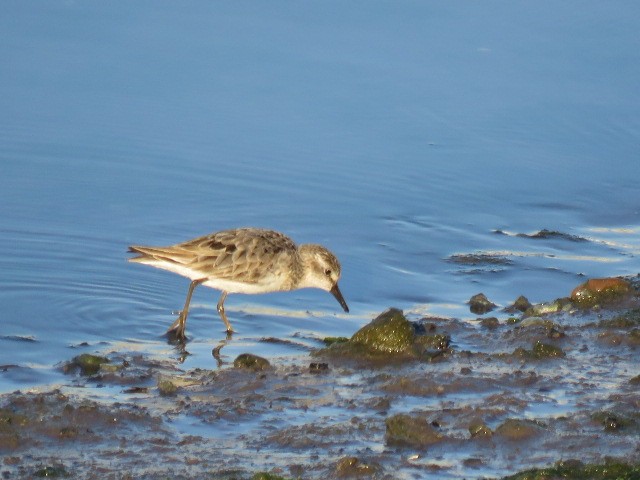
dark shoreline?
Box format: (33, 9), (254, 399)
(2, 277), (639, 479)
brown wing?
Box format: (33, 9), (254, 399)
(146, 228), (296, 283)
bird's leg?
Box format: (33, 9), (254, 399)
(216, 291), (234, 334)
(212, 337), (229, 367)
(167, 278), (205, 340)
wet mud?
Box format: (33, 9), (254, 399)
(1, 277), (639, 479)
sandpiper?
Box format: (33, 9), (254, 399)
(128, 227), (348, 339)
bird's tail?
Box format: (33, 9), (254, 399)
(128, 245), (169, 263)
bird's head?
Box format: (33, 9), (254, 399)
(298, 244), (349, 313)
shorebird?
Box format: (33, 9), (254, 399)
(128, 227), (348, 340)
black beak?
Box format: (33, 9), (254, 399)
(330, 284), (349, 313)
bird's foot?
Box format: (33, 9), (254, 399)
(166, 315), (187, 342)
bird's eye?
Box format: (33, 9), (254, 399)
(325, 269), (332, 276)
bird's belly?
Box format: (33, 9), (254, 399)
(138, 259), (293, 294)
(202, 276), (289, 295)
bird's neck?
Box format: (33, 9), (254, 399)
(294, 245), (319, 289)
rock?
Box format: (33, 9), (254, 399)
(598, 308), (640, 328)
(480, 317), (500, 329)
(519, 318), (565, 339)
(319, 309), (451, 362)
(468, 419), (492, 438)
(385, 413), (443, 447)
(350, 308), (415, 354)
(309, 362), (329, 374)
(570, 277), (631, 308)
(58, 426), (78, 439)
(591, 411), (632, 432)
(532, 341), (565, 359)
(63, 353), (110, 376)
(468, 293), (496, 314)
(599, 326), (640, 347)
(524, 298), (572, 317)
(414, 333), (451, 350)
(252, 473), (288, 480)
(123, 386), (149, 394)
(504, 295), (532, 313)
(519, 317), (555, 328)
(157, 378), (177, 396)
(602, 416), (623, 432)
(335, 456), (378, 477)
(518, 229), (587, 242)
(33, 465), (70, 478)
(322, 337), (349, 346)
(463, 458), (486, 468)
(514, 341), (565, 360)
(547, 327), (565, 339)
(495, 418), (543, 440)
(233, 353), (271, 371)
(448, 253), (513, 266)
(414, 321), (437, 334)
(0, 408), (28, 450)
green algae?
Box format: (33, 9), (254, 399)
(63, 353), (110, 376)
(33, 465), (70, 478)
(322, 336), (349, 346)
(501, 460), (640, 480)
(514, 341), (565, 360)
(318, 309), (455, 362)
(252, 473), (290, 480)
(5, 296), (640, 478)
(571, 278), (632, 308)
(350, 308), (415, 355)
(532, 341), (565, 358)
(157, 378), (178, 396)
(414, 332), (451, 349)
(233, 353), (271, 371)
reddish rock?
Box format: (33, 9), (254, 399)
(570, 277), (631, 308)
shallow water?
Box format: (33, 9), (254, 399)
(0, 2), (639, 476)
(2, 1), (638, 385)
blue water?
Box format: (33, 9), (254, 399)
(1, 2), (639, 390)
